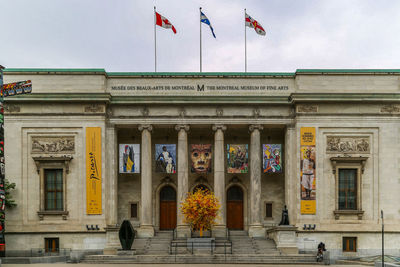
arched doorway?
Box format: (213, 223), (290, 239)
(227, 185), (244, 230)
(159, 185), (177, 230)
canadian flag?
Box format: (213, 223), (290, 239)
(245, 13), (266, 36)
(155, 12), (177, 34)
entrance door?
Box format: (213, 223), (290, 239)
(160, 185), (177, 230)
(227, 185), (244, 230)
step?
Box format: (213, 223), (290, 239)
(81, 253), (319, 264)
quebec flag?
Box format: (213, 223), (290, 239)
(200, 11), (216, 38)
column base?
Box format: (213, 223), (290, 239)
(136, 225), (154, 238)
(212, 225), (227, 238)
(176, 225), (191, 238)
(248, 224), (266, 238)
(103, 225), (120, 255)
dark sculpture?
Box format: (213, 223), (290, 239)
(279, 205), (290, 225)
(119, 220), (135, 250)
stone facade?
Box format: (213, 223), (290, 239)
(3, 69), (400, 259)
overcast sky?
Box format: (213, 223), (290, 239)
(1, 0), (400, 72)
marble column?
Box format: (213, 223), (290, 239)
(103, 125), (119, 255)
(137, 124), (154, 237)
(212, 124), (227, 237)
(248, 124), (264, 237)
(284, 124), (296, 225)
(175, 124), (191, 238)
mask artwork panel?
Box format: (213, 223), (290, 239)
(119, 144), (140, 173)
(263, 144), (282, 173)
(155, 144), (176, 173)
(227, 144), (248, 173)
(190, 144), (212, 173)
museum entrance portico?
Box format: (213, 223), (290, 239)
(115, 123), (287, 238)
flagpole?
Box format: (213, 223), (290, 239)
(200, 7), (202, 72)
(244, 8), (247, 72)
(154, 6), (157, 72)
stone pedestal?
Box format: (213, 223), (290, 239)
(103, 225), (120, 255)
(117, 249), (136, 256)
(266, 226), (299, 255)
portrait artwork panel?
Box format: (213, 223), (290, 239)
(300, 145), (316, 200)
(155, 144), (176, 173)
(263, 144), (282, 173)
(190, 144), (212, 173)
(227, 144), (248, 173)
(119, 144), (140, 173)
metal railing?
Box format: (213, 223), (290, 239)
(169, 239), (232, 262)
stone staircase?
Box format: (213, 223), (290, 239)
(132, 230), (172, 255)
(230, 230), (279, 255)
(82, 230), (319, 264)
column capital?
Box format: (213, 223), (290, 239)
(138, 124), (153, 132)
(175, 124), (190, 132)
(249, 124), (263, 132)
(212, 124), (227, 132)
(286, 123), (296, 130)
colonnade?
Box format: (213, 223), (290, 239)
(106, 123), (291, 240)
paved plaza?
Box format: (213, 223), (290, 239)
(2, 264), (367, 267)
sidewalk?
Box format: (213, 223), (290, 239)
(3, 264), (368, 267)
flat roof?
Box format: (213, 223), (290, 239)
(3, 68), (400, 76)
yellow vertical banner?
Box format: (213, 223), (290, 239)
(300, 127), (316, 214)
(86, 127), (102, 215)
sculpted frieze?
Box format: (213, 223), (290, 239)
(297, 105), (318, 113)
(326, 136), (370, 153)
(380, 105), (400, 113)
(32, 137), (75, 153)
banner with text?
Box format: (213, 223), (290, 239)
(300, 127), (316, 214)
(86, 127), (102, 214)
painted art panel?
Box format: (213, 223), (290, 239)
(190, 144), (212, 173)
(86, 127), (102, 215)
(263, 144), (282, 173)
(300, 127), (316, 214)
(227, 144), (248, 173)
(119, 144), (140, 173)
(155, 144), (176, 173)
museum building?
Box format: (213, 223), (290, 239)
(3, 68), (400, 259)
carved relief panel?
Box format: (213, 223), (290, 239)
(32, 136), (75, 154)
(326, 136), (370, 153)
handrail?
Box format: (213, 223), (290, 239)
(169, 239), (232, 262)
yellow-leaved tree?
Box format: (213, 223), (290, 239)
(180, 188), (220, 237)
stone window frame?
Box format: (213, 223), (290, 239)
(330, 157), (367, 220)
(264, 201), (274, 220)
(342, 236), (357, 252)
(129, 201), (140, 221)
(33, 156), (73, 220)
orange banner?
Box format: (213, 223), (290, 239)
(86, 127), (102, 215)
(300, 127), (316, 214)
